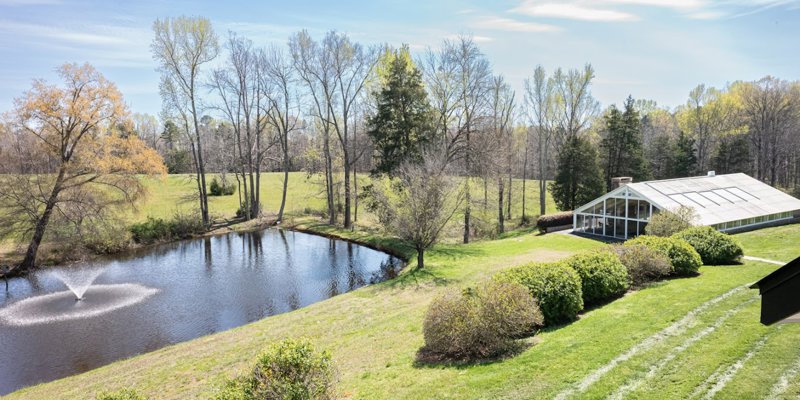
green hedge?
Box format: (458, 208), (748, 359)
(672, 226), (743, 265)
(536, 211), (574, 233)
(624, 235), (702, 275)
(563, 249), (629, 305)
(494, 261), (583, 325)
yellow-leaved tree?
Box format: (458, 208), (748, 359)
(1, 62), (166, 271)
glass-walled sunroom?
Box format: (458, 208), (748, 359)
(573, 188), (656, 240)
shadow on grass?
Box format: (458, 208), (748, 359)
(413, 340), (533, 370)
(381, 266), (451, 290)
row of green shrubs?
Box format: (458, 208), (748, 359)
(129, 212), (206, 244)
(421, 226), (744, 361)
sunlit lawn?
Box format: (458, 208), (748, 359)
(9, 221), (800, 399)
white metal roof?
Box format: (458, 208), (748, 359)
(626, 173), (800, 226)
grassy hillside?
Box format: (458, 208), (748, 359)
(8, 223), (800, 399)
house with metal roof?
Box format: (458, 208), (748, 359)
(572, 172), (800, 240)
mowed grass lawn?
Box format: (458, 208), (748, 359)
(8, 223), (800, 399)
(133, 173), (558, 227)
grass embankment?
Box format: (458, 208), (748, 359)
(9, 224), (800, 399)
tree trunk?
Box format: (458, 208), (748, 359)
(353, 166), (359, 222)
(20, 169), (65, 270)
(507, 170), (512, 220)
(463, 178), (471, 244)
(522, 138), (529, 221)
(277, 136), (290, 222)
(417, 247), (424, 269)
(323, 130), (336, 224)
(498, 177), (505, 233)
(343, 151), (352, 229)
(190, 96), (209, 226)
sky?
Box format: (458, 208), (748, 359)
(0, 0), (799, 117)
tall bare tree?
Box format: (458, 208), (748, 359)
(261, 45), (301, 223)
(152, 16), (219, 226)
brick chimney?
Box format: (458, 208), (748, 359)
(611, 177), (633, 189)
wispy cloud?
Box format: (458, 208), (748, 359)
(0, 0), (61, 5)
(471, 16), (561, 32)
(510, 0), (800, 22)
(512, 2), (639, 22)
(444, 33), (494, 43)
(0, 21), (152, 67)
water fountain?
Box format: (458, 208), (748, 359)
(52, 266), (105, 300)
(0, 265), (158, 327)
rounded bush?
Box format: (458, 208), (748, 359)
(624, 235), (702, 276)
(672, 226), (743, 265)
(614, 244), (673, 287)
(536, 211), (574, 233)
(563, 249), (629, 305)
(422, 281), (543, 361)
(217, 338), (336, 400)
(494, 262), (583, 325)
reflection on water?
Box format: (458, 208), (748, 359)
(0, 229), (402, 395)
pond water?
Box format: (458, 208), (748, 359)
(0, 229), (402, 395)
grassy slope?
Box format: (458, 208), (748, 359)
(8, 223), (800, 399)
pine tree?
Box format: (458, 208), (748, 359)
(600, 96), (650, 190)
(672, 131), (697, 177)
(550, 135), (605, 211)
(367, 48), (435, 175)
(712, 134), (750, 175)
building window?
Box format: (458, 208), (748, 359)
(614, 218), (625, 239)
(615, 199), (626, 218)
(605, 198), (616, 216)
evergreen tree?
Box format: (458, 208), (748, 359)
(712, 134), (750, 175)
(646, 134), (674, 180)
(367, 47), (435, 175)
(550, 135), (605, 211)
(672, 131), (697, 177)
(600, 96), (650, 190)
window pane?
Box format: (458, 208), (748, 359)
(605, 217), (614, 236)
(606, 198), (616, 216)
(614, 218), (625, 239)
(639, 221), (648, 235)
(615, 199), (626, 217)
(638, 201), (650, 220)
(593, 202), (603, 215)
(627, 219), (637, 239)
(628, 199), (638, 219)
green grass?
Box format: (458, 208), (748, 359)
(133, 173), (557, 226)
(8, 220), (800, 398)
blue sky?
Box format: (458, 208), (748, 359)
(1, 0), (798, 116)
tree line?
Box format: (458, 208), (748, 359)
(2, 15), (800, 270)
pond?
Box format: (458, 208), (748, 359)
(0, 229), (402, 395)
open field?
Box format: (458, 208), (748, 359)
(7, 221), (800, 399)
(134, 173), (558, 226)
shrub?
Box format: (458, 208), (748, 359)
(95, 389), (146, 400)
(209, 177), (236, 196)
(129, 212), (205, 244)
(645, 206), (697, 237)
(217, 338), (336, 400)
(563, 249), (629, 305)
(494, 262), (583, 325)
(614, 244), (673, 287)
(422, 281), (543, 361)
(672, 226), (743, 265)
(536, 211), (574, 233)
(624, 235), (702, 276)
